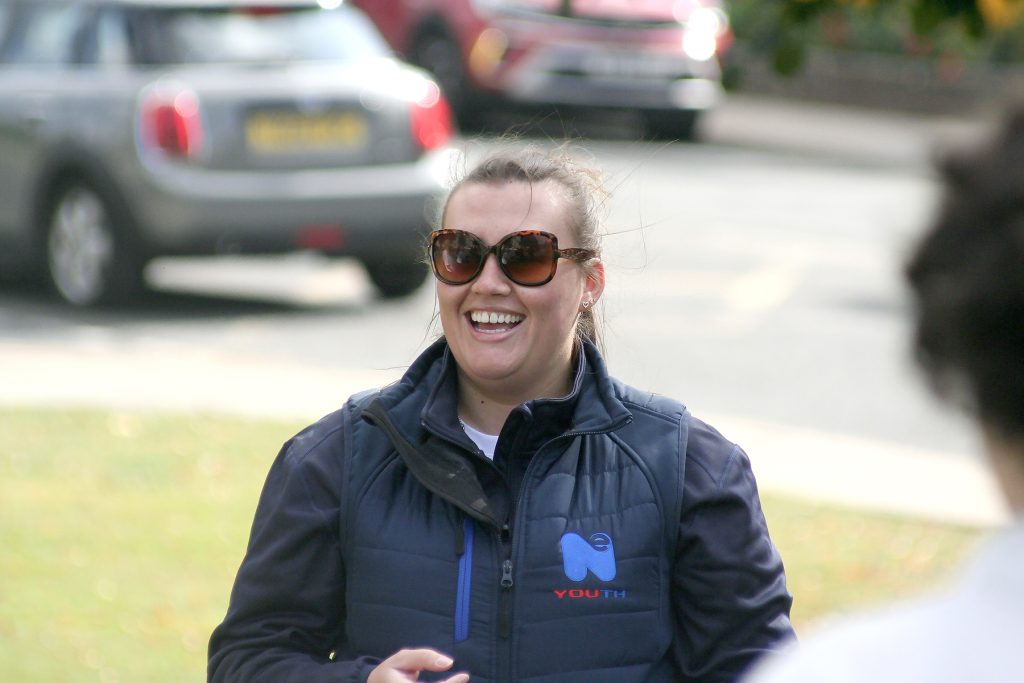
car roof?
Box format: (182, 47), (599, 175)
(7, 0), (327, 7)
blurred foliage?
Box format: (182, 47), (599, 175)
(730, 0), (1024, 74)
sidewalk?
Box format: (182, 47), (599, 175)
(702, 92), (989, 168)
(0, 336), (1010, 528)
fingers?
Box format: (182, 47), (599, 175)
(389, 648), (455, 672)
(368, 648), (470, 682)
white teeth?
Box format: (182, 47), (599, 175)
(470, 311), (524, 325)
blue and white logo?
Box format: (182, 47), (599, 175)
(559, 532), (616, 582)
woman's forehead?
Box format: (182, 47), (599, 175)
(444, 179), (572, 239)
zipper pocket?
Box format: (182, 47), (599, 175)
(454, 516), (474, 642)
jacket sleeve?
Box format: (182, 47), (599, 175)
(208, 419), (379, 683)
(672, 418), (796, 682)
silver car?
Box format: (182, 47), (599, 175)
(0, 0), (457, 306)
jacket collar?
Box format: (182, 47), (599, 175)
(571, 339), (635, 435)
(361, 339), (633, 528)
(366, 337), (632, 447)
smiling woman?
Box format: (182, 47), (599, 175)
(209, 146), (796, 683)
(432, 166), (605, 434)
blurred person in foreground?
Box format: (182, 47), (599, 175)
(743, 109), (1024, 683)
(208, 146), (794, 683)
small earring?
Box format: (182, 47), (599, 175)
(582, 300), (592, 309)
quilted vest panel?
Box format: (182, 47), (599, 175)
(339, 397), (686, 682)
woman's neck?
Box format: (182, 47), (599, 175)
(457, 368), (574, 436)
(457, 392), (517, 436)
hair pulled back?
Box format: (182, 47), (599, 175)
(437, 144), (609, 351)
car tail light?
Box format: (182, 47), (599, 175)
(139, 90), (204, 159)
(410, 82), (454, 151)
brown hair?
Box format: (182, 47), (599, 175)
(435, 144), (608, 351)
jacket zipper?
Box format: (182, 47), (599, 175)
(498, 525), (514, 639)
(497, 418), (633, 680)
(455, 516), (474, 642)
(495, 522), (514, 683)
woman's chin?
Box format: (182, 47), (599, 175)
(460, 359), (519, 385)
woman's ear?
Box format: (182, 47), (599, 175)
(581, 260), (605, 309)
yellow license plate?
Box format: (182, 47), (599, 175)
(246, 111), (368, 153)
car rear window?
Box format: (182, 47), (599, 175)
(130, 6), (391, 65)
(2, 4), (87, 65)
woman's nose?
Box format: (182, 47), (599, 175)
(471, 253), (512, 294)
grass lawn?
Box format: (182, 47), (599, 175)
(0, 408), (987, 682)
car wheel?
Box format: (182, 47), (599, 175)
(365, 259), (429, 299)
(642, 110), (699, 142)
(413, 32), (482, 130)
(44, 180), (144, 307)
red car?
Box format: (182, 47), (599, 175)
(350, 0), (732, 139)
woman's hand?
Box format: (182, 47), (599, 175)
(367, 648), (470, 683)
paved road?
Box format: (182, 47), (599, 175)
(0, 94), (1009, 526)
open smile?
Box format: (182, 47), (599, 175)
(468, 310), (524, 334)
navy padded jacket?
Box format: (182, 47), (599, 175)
(209, 340), (794, 682)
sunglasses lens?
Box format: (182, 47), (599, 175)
(431, 230), (559, 286)
(432, 231), (484, 284)
(501, 232), (555, 285)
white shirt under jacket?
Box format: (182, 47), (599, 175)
(742, 519), (1024, 683)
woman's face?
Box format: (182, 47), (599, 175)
(437, 179), (604, 401)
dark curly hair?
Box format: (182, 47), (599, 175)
(906, 108), (1024, 441)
